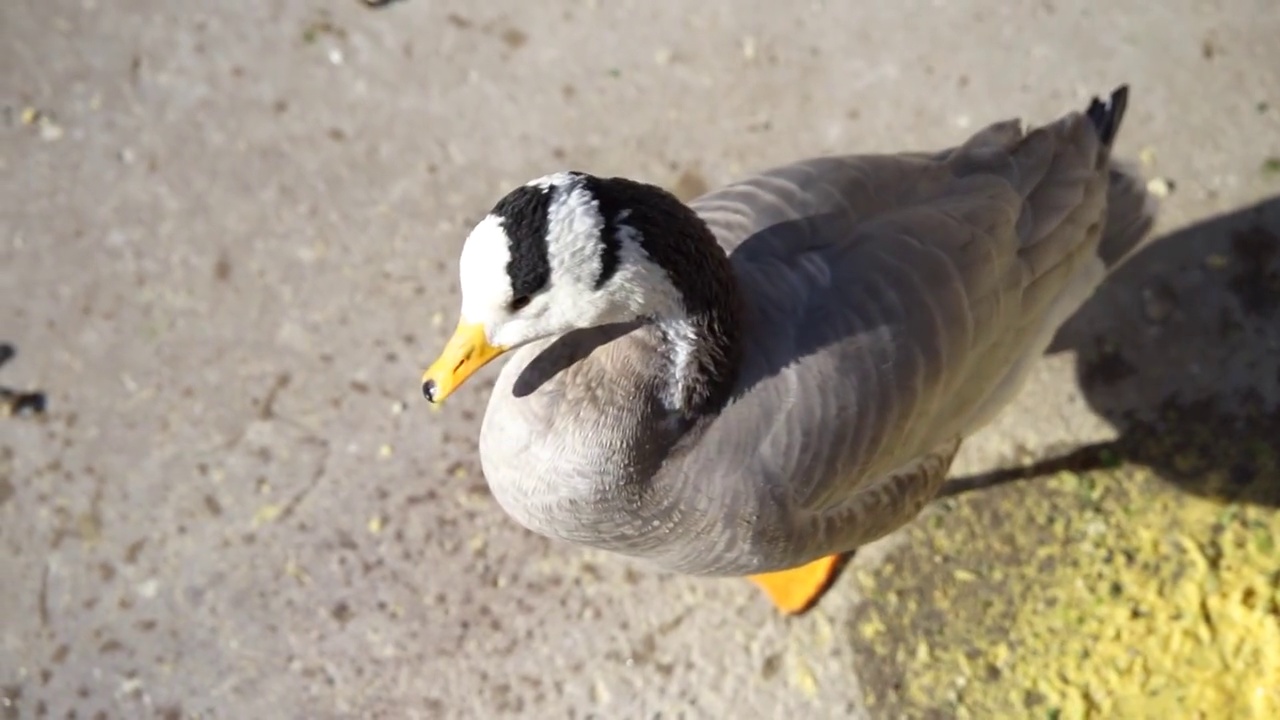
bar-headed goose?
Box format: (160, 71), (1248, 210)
(422, 86), (1155, 614)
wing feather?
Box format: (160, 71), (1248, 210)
(682, 108), (1119, 561)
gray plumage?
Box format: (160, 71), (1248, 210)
(454, 87), (1156, 577)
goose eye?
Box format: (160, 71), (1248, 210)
(509, 295), (532, 311)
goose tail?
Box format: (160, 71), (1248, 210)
(1086, 85), (1159, 270)
(1086, 84), (1130, 148)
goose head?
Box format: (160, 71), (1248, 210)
(422, 171), (691, 404)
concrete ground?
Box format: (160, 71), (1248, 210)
(2, 0), (1278, 718)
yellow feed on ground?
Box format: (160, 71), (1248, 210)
(851, 408), (1280, 720)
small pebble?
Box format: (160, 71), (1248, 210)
(1146, 177), (1173, 198)
(20, 107), (65, 141)
(741, 36), (757, 61)
(253, 504), (283, 526)
(39, 120), (64, 142)
(136, 578), (161, 599)
(118, 678), (144, 696)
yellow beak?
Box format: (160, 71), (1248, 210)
(421, 320), (507, 404)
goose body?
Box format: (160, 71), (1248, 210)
(422, 87), (1156, 612)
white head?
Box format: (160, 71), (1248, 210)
(422, 171), (683, 403)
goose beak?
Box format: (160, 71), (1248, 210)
(421, 320), (507, 404)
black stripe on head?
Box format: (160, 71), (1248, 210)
(490, 184), (554, 299)
(579, 174), (622, 289)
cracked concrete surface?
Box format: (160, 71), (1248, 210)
(2, 0), (1279, 718)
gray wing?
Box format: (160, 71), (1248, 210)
(681, 106), (1150, 568)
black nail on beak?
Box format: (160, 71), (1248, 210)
(422, 379), (437, 403)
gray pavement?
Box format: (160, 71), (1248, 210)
(2, 1), (1279, 718)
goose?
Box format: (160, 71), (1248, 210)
(421, 86), (1156, 614)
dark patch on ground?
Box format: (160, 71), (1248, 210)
(0, 343), (47, 417)
(1078, 337), (1138, 388)
(1228, 223), (1280, 318)
(945, 393), (1280, 506)
(214, 252), (232, 281)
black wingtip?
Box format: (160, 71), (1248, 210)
(1086, 84), (1130, 147)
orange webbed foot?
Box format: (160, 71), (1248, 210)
(747, 554), (842, 615)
